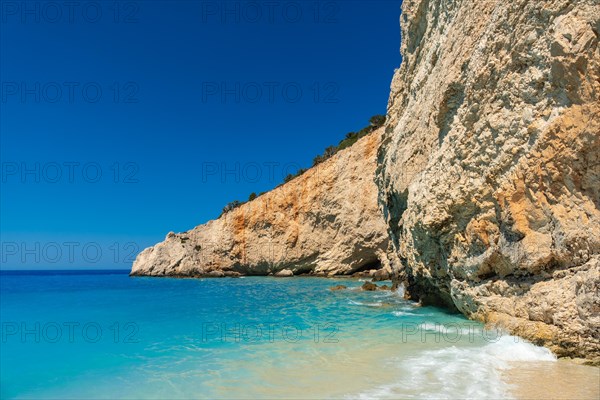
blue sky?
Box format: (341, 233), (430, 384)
(0, 0), (403, 269)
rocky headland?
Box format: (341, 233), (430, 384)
(131, 128), (397, 278)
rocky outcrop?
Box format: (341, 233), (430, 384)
(274, 269), (294, 277)
(378, 0), (600, 360)
(131, 128), (396, 278)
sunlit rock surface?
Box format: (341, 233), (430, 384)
(132, 128), (396, 278)
(378, 0), (600, 361)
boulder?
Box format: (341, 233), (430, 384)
(275, 269), (294, 277)
(372, 269), (391, 282)
(361, 282), (377, 291)
(204, 270), (225, 277)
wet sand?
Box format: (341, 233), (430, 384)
(506, 359), (600, 400)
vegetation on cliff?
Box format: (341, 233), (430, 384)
(220, 115), (386, 216)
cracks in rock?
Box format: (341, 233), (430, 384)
(384, 189), (409, 251)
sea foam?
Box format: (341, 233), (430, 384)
(352, 335), (556, 399)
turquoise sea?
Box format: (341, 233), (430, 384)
(1, 270), (589, 399)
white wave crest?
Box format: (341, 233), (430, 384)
(351, 335), (555, 399)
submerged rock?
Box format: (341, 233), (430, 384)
(329, 285), (347, 291)
(361, 282), (378, 291)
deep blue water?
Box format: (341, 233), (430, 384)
(0, 270), (556, 399)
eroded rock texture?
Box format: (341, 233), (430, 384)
(132, 129), (396, 278)
(378, 0), (600, 360)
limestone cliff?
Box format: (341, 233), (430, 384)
(378, 0), (599, 360)
(131, 128), (396, 277)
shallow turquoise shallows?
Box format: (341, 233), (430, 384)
(0, 270), (556, 399)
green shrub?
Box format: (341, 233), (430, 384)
(369, 114), (386, 127)
(221, 200), (243, 216)
(283, 174), (294, 183)
(221, 114), (388, 214)
(358, 126), (374, 137)
(338, 133), (359, 150)
(313, 154), (325, 166)
(324, 145), (337, 158)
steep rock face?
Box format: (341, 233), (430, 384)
(378, 0), (600, 359)
(132, 129), (396, 277)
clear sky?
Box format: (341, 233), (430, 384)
(0, 0), (403, 269)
